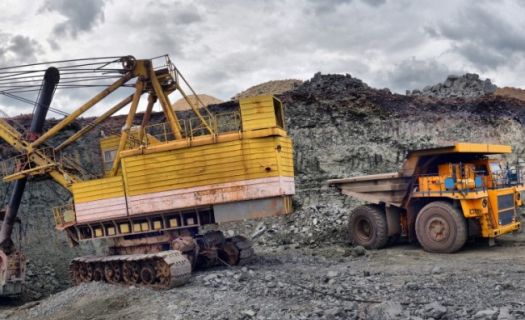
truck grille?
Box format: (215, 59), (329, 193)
(498, 194), (515, 225)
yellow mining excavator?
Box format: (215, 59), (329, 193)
(329, 143), (524, 253)
(0, 55), (294, 290)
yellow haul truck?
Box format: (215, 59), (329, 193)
(329, 143), (524, 253)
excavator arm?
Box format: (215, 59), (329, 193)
(0, 56), (215, 250)
(0, 67), (61, 252)
(0, 55), (222, 295)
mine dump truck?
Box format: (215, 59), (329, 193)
(0, 55), (294, 289)
(329, 143), (524, 253)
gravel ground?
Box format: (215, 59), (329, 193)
(2, 234), (525, 320)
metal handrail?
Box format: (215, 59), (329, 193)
(415, 168), (523, 195)
(140, 111), (241, 146)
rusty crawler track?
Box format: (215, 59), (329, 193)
(70, 250), (192, 289)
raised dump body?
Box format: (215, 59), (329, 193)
(329, 143), (524, 253)
(327, 172), (410, 207)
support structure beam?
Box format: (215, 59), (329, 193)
(110, 80), (144, 176)
(30, 72), (133, 149)
(149, 68), (183, 140)
(138, 94), (156, 143)
(176, 83), (214, 135)
(55, 94), (134, 152)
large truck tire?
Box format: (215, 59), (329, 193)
(347, 205), (388, 249)
(415, 201), (467, 253)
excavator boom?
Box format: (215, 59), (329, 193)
(0, 55), (295, 293)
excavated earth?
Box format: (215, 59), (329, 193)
(2, 73), (525, 319)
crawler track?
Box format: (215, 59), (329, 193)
(70, 250), (191, 289)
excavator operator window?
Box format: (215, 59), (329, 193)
(273, 97), (285, 129)
(103, 149), (116, 171)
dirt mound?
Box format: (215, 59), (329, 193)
(494, 87), (525, 101)
(407, 73), (497, 99)
(235, 79), (303, 99)
(172, 94), (223, 111)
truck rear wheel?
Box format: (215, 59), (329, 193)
(347, 205), (388, 249)
(415, 201), (467, 253)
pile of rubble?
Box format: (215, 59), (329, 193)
(172, 94), (223, 111)
(234, 79), (303, 99)
(407, 73), (497, 99)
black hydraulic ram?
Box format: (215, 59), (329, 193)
(0, 67), (60, 253)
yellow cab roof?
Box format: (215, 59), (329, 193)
(400, 143), (511, 177)
(406, 143), (511, 157)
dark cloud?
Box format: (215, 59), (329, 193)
(142, 0), (202, 25)
(8, 35), (41, 61)
(42, 0), (106, 39)
(425, 4), (525, 70)
(361, 0), (386, 7)
(0, 34), (45, 115)
(306, 0), (353, 15)
(382, 57), (461, 92)
(173, 9), (202, 25)
(0, 33), (42, 65)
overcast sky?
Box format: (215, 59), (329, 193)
(0, 0), (524, 116)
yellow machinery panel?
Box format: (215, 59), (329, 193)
(121, 136), (293, 196)
(53, 94), (296, 233)
(100, 131), (161, 174)
(72, 176), (125, 203)
(240, 96), (285, 131)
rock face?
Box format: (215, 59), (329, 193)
(407, 73), (497, 98)
(3, 72), (525, 300)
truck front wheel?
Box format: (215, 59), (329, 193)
(347, 205), (388, 249)
(415, 201), (467, 253)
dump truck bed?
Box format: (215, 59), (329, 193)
(328, 172), (411, 207)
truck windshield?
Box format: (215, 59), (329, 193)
(489, 162), (502, 175)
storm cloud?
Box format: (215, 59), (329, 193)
(0, 0), (524, 116)
(0, 34), (42, 65)
(425, 2), (525, 71)
(42, 0), (106, 38)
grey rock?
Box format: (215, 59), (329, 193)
(408, 73), (497, 99)
(474, 309), (498, 320)
(352, 245), (366, 257)
(241, 309), (257, 318)
(424, 302), (447, 319)
(497, 307), (514, 320)
(431, 266), (442, 274)
(368, 301), (403, 320)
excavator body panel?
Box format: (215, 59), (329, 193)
(54, 95), (295, 242)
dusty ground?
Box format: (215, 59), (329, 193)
(2, 234), (524, 320)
